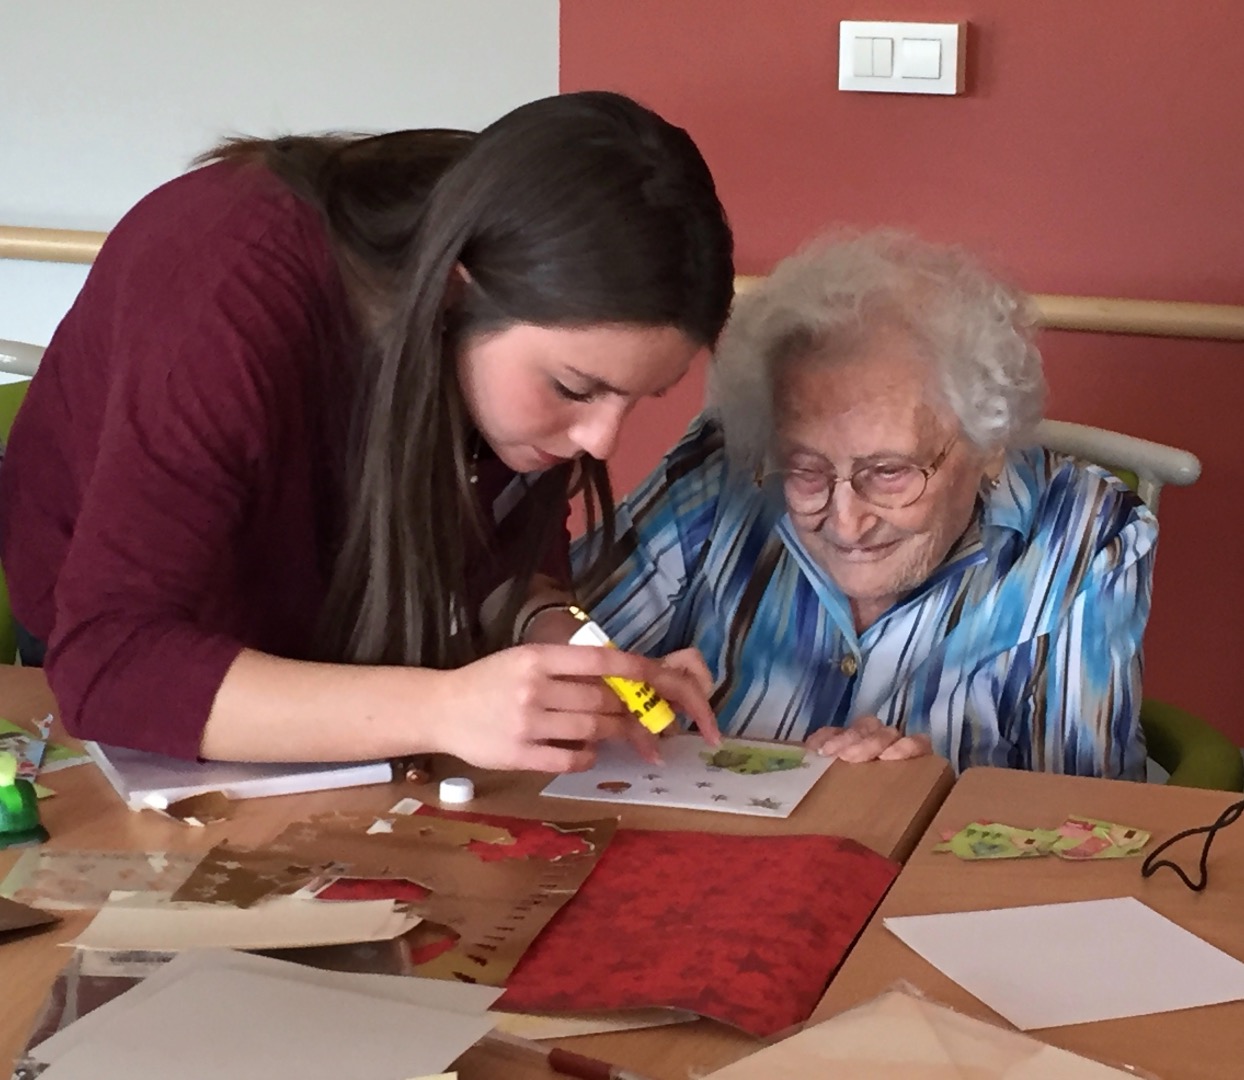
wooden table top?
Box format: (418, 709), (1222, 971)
(0, 666), (953, 1080)
(814, 766), (1244, 1080)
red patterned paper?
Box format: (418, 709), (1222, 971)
(499, 830), (898, 1037)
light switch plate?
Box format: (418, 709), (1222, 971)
(838, 21), (967, 95)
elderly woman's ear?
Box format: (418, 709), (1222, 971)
(981, 447), (1007, 492)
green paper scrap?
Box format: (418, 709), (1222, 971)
(934, 815), (1150, 861)
(699, 742), (807, 775)
(932, 821), (1061, 860)
(0, 717), (90, 772)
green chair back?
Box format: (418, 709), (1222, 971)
(0, 379), (31, 665)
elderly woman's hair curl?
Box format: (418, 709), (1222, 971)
(709, 229), (1046, 472)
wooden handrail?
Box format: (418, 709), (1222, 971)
(3, 225), (1242, 342)
(733, 275), (1244, 342)
(0, 225), (109, 265)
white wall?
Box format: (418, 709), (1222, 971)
(0, 0), (559, 345)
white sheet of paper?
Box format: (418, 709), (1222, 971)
(34, 950), (501, 1065)
(69, 893), (421, 951)
(34, 965), (494, 1080)
(541, 735), (831, 817)
(884, 896), (1244, 1030)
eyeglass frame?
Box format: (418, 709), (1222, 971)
(767, 435), (959, 515)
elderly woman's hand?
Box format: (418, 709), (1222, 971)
(806, 715), (932, 763)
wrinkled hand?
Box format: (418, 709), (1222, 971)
(805, 715), (932, 763)
(433, 644), (718, 773)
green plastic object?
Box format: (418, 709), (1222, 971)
(0, 379), (30, 665)
(0, 750), (48, 849)
(1142, 699), (1244, 792)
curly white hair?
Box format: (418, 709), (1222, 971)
(708, 229), (1047, 472)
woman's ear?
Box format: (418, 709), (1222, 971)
(441, 262), (473, 311)
(981, 447), (1007, 491)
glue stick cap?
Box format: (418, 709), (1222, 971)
(439, 777), (475, 804)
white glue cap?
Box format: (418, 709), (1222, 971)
(438, 777), (475, 804)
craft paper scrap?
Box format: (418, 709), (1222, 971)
(32, 964), (494, 1080)
(933, 817), (1149, 860)
(32, 949), (501, 1066)
(0, 717), (89, 774)
(1050, 816), (1149, 859)
(704, 989), (1140, 1078)
(0, 726), (45, 780)
(153, 790), (235, 827)
(0, 849), (200, 910)
(70, 893), (422, 952)
(884, 897), (1244, 1030)
(541, 735), (832, 817)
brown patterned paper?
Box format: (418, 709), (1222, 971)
(170, 843), (335, 909)
(264, 807), (618, 986)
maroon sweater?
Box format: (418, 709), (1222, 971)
(0, 162), (568, 759)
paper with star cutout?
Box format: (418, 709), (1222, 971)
(541, 735), (832, 818)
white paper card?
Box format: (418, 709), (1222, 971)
(35, 966), (494, 1080)
(541, 735), (831, 817)
(34, 950), (501, 1065)
(885, 896), (1244, 1030)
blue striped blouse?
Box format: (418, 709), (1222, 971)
(574, 415), (1157, 779)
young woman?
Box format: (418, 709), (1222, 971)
(0, 91), (734, 771)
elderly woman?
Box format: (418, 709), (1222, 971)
(574, 231), (1156, 778)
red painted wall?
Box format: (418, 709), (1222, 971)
(561, 2), (1244, 743)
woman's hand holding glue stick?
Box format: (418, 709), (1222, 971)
(565, 606), (720, 755)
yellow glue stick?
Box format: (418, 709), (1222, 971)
(566, 606), (677, 734)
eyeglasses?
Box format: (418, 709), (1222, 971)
(772, 437), (957, 515)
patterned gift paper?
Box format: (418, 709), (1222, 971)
(501, 829), (899, 1037)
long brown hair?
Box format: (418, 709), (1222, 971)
(204, 92), (734, 668)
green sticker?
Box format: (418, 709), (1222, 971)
(700, 743), (807, 775)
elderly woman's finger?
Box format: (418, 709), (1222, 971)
(835, 730), (902, 763)
(878, 734), (934, 761)
(848, 714), (884, 737)
(807, 726), (861, 755)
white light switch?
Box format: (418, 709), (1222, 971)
(901, 38), (941, 80)
(839, 21), (966, 95)
(872, 38), (894, 78)
(853, 36), (874, 77)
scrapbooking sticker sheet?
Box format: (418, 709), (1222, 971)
(541, 736), (832, 818)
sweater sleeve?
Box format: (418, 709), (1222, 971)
(46, 208), (341, 759)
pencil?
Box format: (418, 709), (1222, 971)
(482, 1029), (657, 1080)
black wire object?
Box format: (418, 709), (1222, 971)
(1141, 799), (1244, 892)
